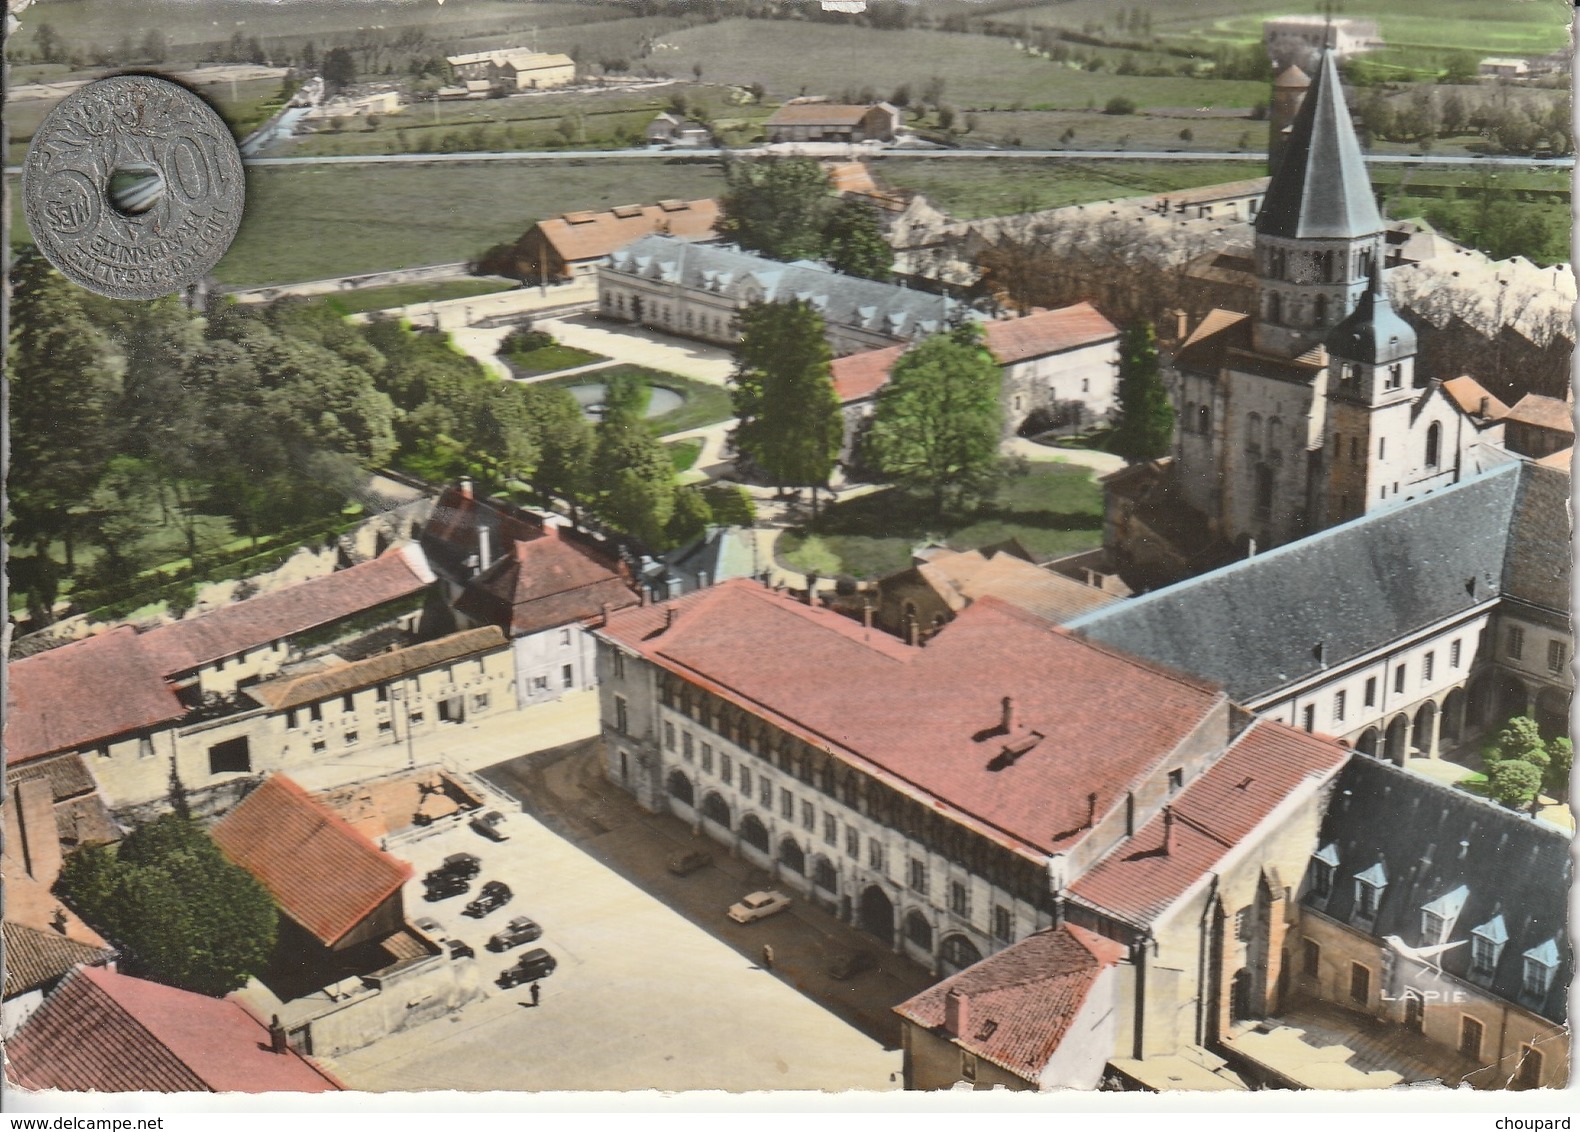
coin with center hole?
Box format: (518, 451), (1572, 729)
(22, 74), (245, 300)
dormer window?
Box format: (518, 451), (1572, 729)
(1354, 862), (1387, 921)
(1522, 939), (1559, 999)
(1470, 915), (1507, 975)
(1310, 843), (1339, 898)
(1419, 885), (1467, 945)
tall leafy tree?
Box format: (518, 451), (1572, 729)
(592, 373), (675, 547)
(865, 323), (1003, 516)
(56, 813), (277, 997)
(731, 302), (841, 502)
(718, 157), (833, 262)
(823, 196), (893, 281)
(1109, 320), (1174, 462)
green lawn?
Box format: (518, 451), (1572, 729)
(8, 159), (731, 287)
(540, 365), (734, 437)
(503, 342), (609, 376)
(316, 279), (518, 316)
(874, 157), (1269, 218)
(778, 463), (1103, 579)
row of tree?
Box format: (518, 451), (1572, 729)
(1482, 716), (1572, 810)
(717, 157), (894, 281)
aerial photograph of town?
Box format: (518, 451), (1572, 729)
(1, 0), (1573, 1111)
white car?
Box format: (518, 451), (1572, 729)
(728, 890), (791, 924)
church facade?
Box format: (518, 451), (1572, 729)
(1164, 50), (1501, 557)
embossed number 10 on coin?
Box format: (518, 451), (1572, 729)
(22, 74), (245, 301)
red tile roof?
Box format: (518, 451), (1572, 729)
(1503, 393), (1574, 435)
(1441, 376), (1510, 421)
(1174, 309), (1252, 372)
(138, 548), (433, 678)
(211, 776), (411, 947)
(456, 525), (640, 637)
(894, 924), (1125, 1082)
(831, 344), (906, 403)
(984, 302), (1118, 365)
(533, 198), (720, 264)
(599, 580), (1226, 858)
(246, 627), (507, 711)
(5, 965), (341, 1093)
(5, 628), (186, 766)
(1069, 721), (1348, 924)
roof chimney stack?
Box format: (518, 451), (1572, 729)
(1162, 805), (1175, 856)
(944, 988), (969, 1038)
(269, 1015), (290, 1055)
(1001, 695), (1015, 734)
(477, 525), (493, 577)
(862, 601), (874, 630)
(600, 602), (613, 627)
(1085, 791), (1098, 830)
(459, 477), (474, 500)
(665, 605), (677, 632)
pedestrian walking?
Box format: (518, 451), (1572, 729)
(530, 981), (541, 1007)
(761, 944), (774, 971)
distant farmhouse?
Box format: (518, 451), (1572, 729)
(1262, 15), (1380, 71)
(764, 101), (901, 144)
(514, 198), (721, 283)
(445, 49), (576, 91)
(600, 234), (962, 355)
(645, 112), (712, 149)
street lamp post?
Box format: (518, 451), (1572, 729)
(390, 681), (417, 769)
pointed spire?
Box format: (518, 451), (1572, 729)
(1327, 260), (1417, 364)
(1256, 49), (1382, 240)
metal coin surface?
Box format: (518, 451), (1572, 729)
(22, 74), (245, 300)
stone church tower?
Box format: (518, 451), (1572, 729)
(1160, 48), (1498, 559)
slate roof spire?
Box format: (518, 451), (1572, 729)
(1255, 48), (1382, 240)
(1326, 260), (1417, 364)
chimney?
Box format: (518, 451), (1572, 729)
(1175, 309), (1189, 340)
(269, 1015), (290, 1055)
(907, 620), (920, 647)
(944, 988), (969, 1038)
(698, 570), (710, 590)
(1084, 791), (1098, 830)
(1000, 695), (1015, 734)
(1479, 395), (1490, 418)
(1052, 894), (1065, 930)
(1162, 805), (1175, 856)
(665, 605), (677, 632)
(862, 601), (874, 630)
(459, 477), (474, 500)
(1314, 640), (1327, 668)
(1246, 537), (1258, 559)
(600, 602), (612, 627)
(477, 525), (493, 575)
(805, 574), (818, 606)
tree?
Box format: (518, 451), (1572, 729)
(731, 302), (842, 503)
(323, 46), (357, 94)
(1109, 321), (1173, 461)
(717, 157), (833, 263)
(34, 21), (61, 63)
(1482, 715), (1561, 811)
(56, 814), (277, 997)
(667, 486), (714, 546)
(822, 197), (892, 281)
(702, 483), (757, 527)
(865, 323), (1003, 516)
(1487, 757), (1543, 811)
(1103, 96), (1136, 115)
(592, 374), (674, 547)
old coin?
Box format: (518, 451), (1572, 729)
(22, 74), (244, 300)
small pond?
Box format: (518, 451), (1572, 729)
(566, 382), (683, 421)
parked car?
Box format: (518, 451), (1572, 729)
(414, 916), (443, 936)
(423, 874), (470, 902)
(470, 810), (510, 842)
(827, 950), (877, 980)
(497, 948), (557, 987)
(727, 890), (791, 924)
(464, 880), (513, 918)
(424, 853), (480, 887)
(487, 915), (543, 951)
(667, 849), (712, 876)
(444, 938), (476, 960)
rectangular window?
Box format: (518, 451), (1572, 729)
(1302, 938), (1320, 978)
(1450, 639), (1462, 668)
(681, 731), (693, 760)
(532, 675), (549, 692)
(1333, 690), (1346, 723)
(612, 651), (626, 679)
(1234, 906), (1252, 942)
(1312, 860), (1333, 899)
(908, 858), (928, 895)
(376, 684), (389, 703)
(1422, 651), (1435, 683)
(1364, 677), (1377, 707)
(701, 742), (713, 773)
(344, 730), (358, 747)
(961, 1052), (977, 1082)
(950, 881), (969, 917)
(473, 694), (490, 716)
(1302, 704), (1316, 733)
(1393, 664), (1406, 694)
(208, 736), (251, 775)
(1168, 767), (1184, 793)
(343, 693), (355, 712)
(287, 709), (299, 730)
(1507, 626), (1525, 659)
(868, 839), (885, 872)
(560, 627), (573, 647)
(311, 739), (327, 755)
(1548, 640), (1566, 675)
(775, 785), (789, 814)
(1471, 934), (1498, 974)
(1522, 958), (1553, 999)
(847, 826), (861, 858)
(1356, 881), (1381, 919)
(993, 905), (1013, 943)
(721, 754), (732, 785)
(378, 719), (392, 735)
(1459, 1016), (1483, 1060)
(1517, 1046), (1543, 1088)
(310, 703), (323, 723)
(562, 664), (575, 689)
(1379, 437), (1387, 459)
(409, 710), (424, 727)
(614, 696), (628, 735)
(1349, 962), (1371, 1005)
(824, 812), (838, 846)
(664, 722), (676, 751)
(740, 766), (752, 795)
(1421, 910), (1446, 944)
(801, 800), (815, 831)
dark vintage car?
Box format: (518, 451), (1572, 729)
(826, 950), (877, 980)
(470, 811), (510, 842)
(424, 853), (481, 887)
(422, 874), (470, 902)
(444, 938), (476, 961)
(463, 880), (513, 918)
(667, 849), (712, 876)
(497, 948), (557, 987)
(488, 916), (543, 952)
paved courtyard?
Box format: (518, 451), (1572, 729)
(327, 763), (903, 1092)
